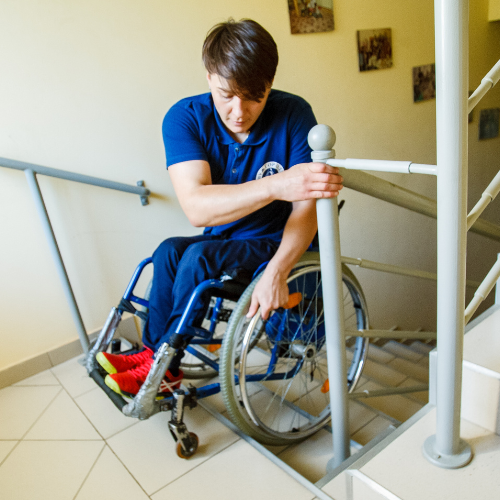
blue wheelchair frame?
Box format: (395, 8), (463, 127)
(119, 257), (305, 401)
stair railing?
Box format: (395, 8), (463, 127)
(0, 157), (151, 354)
(310, 0), (500, 469)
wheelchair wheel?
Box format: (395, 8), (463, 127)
(219, 257), (369, 446)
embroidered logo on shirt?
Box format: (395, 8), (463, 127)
(256, 161), (284, 179)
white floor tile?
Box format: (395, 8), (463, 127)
(322, 472), (349, 500)
(0, 386), (61, 439)
(152, 439), (315, 500)
(352, 475), (388, 500)
(75, 387), (139, 439)
(107, 406), (240, 495)
(51, 356), (96, 398)
(75, 446), (149, 500)
(0, 440), (104, 500)
(0, 441), (17, 464)
(359, 409), (500, 500)
(277, 428), (334, 483)
(13, 369), (61, 386)
(25, 390), (102, 441)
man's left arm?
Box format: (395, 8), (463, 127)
(247, 198), (318, 319)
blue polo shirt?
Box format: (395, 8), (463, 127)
(162, 89), (317, 242)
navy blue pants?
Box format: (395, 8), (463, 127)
(142, 235), (278, 371)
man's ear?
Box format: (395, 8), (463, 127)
(206, 73), (212, 89)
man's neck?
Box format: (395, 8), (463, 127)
(229, 130), (250, 144)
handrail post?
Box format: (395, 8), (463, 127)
(308, 124), (350, 467)
(24, 169), (90, 354)
(423, 0), (472, 468)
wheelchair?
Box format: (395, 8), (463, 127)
(86, 250), (369, 458)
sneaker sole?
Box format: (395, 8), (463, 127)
(96, 352), (118, 374)
(104, 375), (171, 400)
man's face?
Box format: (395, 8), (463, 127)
(207, 73), (271, 139)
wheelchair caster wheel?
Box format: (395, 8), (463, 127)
(176, 432), (199, 459)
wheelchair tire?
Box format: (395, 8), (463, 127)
(219, 254), (369, 446)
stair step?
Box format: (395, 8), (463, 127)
(409, 340), (435, 356)
(365, 343), (396, 364)
(360, 358), (408, 387)
(387, 357), (429, 383)
(350, 415), (393, 446)
(382, 340), (425, 363)
(398, 378), (429, 404)
(354, 381), (424, 423)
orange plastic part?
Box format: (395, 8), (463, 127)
(283, 292), (302, 309)
(321, 379), (330, 393)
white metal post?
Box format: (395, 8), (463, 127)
(423, 0), (472, 468)
(308, 125), (350, 467)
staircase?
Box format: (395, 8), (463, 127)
(316, 305), (500, 500)
(268, 338), (433, 484)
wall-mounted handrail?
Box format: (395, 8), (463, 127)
(1, 157), (152, 354)
(467, 169), (500, 230)
(468, 58), (500, 113)
(0, 157), (151, 205)
(341, 168), (500, 242)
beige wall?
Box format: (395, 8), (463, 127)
(0, 0), (499, 371)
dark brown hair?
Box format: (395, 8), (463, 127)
(202, 19), (278, 102)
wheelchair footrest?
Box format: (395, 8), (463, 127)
(88, 369), (127, 411)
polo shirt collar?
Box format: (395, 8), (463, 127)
(213, 101), (269, 146)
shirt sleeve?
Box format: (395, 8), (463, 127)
(162, 103), (208, 168)
(287, 99), (318, 168)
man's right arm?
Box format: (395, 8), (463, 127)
(168, 159), (343, 228)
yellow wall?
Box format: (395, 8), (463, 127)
(0, 0), (499, 370)
(489, 0), (500, 21)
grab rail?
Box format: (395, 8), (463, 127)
(1, 157), (151, 354)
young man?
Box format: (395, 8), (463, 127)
(97, 19), (343, 397)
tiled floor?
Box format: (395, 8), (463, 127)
(0, 356), (315, 500)
(0, 337), (432, 500)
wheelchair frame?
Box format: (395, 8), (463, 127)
(86, 252), (369, 457)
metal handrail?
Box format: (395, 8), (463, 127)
(467, 169), (500, 230)
(468, 59), (500, 113)
(1, 157), (152, 354)
(309, 0), (497, 468)
(0, 157), (150, 205)
(341, 168), (500, 242)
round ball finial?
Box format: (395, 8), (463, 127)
(308, 124), (336, 151)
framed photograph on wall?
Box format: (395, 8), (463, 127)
(357, 28), (392, 71)
(479, 108), (500, 140)
(288, 0), (334, 35)
(412, 64), (436, 103)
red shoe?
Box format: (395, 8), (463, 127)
(96, 347), (153, 374)
(105, 358), (183, 398)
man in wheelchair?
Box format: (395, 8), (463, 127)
(96, 18), (343, 399)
